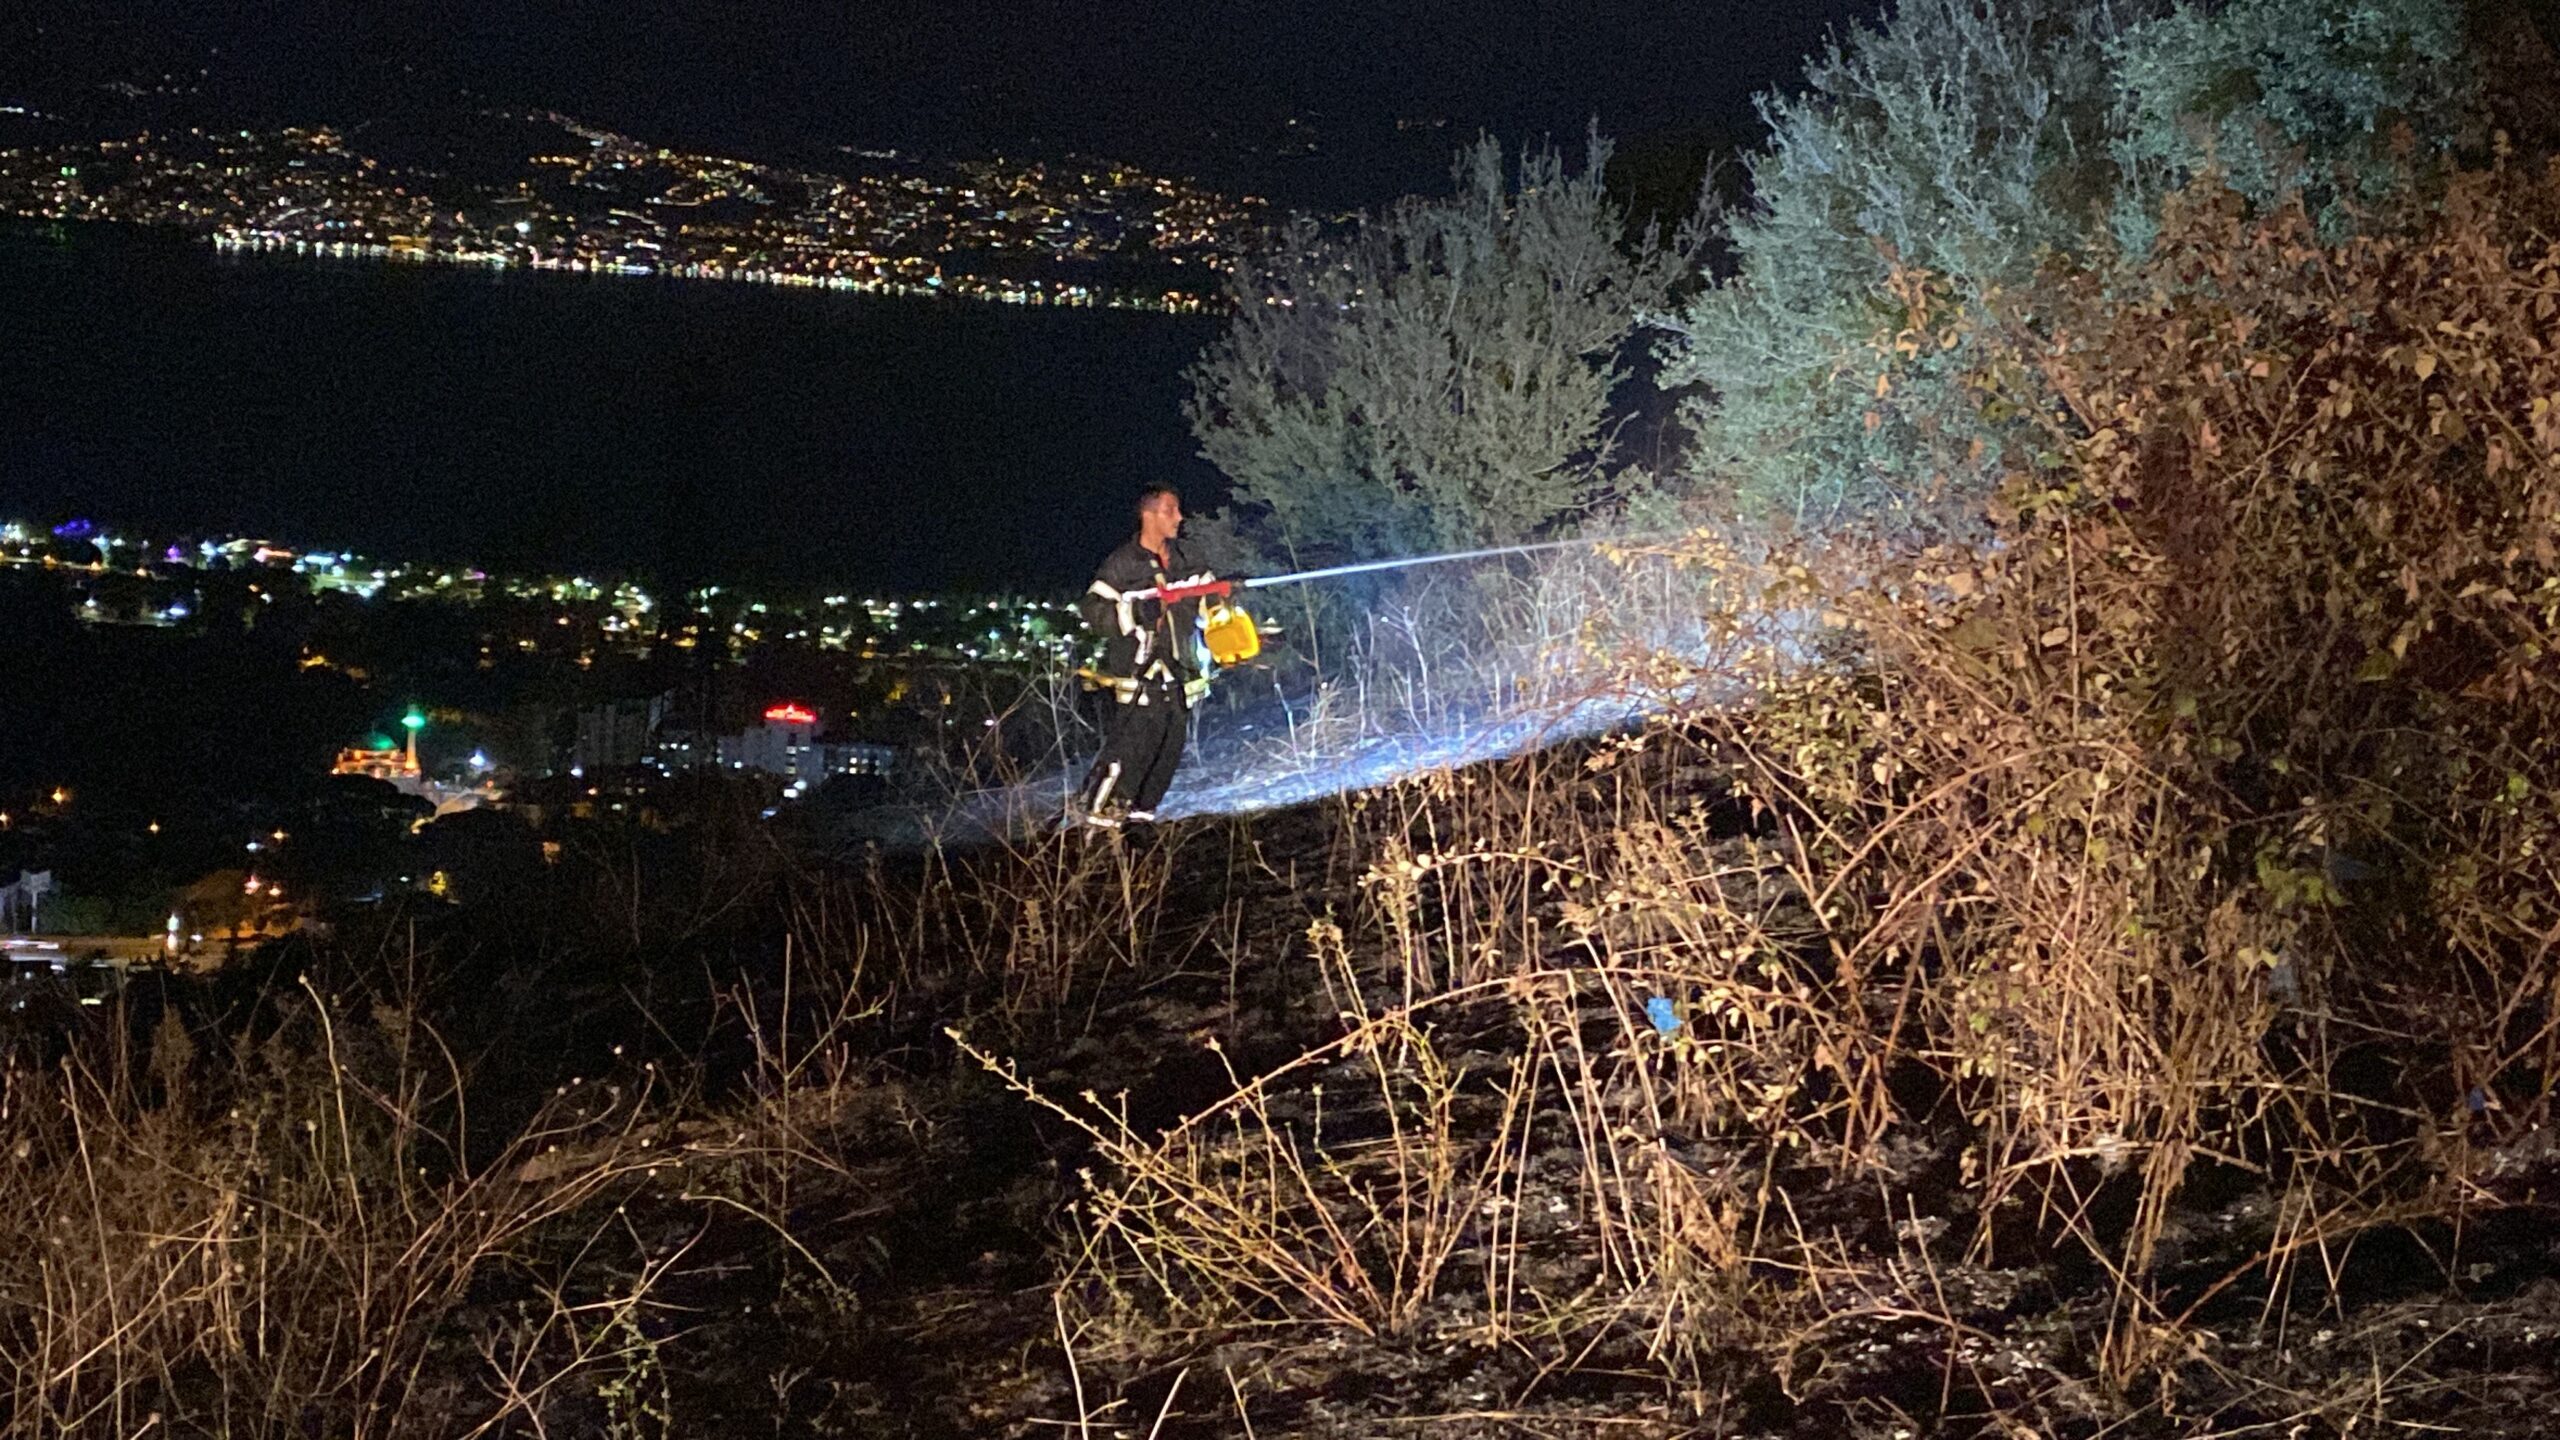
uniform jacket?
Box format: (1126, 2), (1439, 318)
(1082, 537), (1214, 689)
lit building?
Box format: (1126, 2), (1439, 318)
(706, 703), (897, 790)
(334, 705), (424, 779)
(331, 745), (416, 782)
(331, 712), (494, 817)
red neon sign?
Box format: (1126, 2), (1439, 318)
(763, 702), (819, 725)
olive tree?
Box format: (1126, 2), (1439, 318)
(1664, 0), (2484, 528)
(1187, 132), (1700, 571)
(1661, 0), (2141, 528)
(2107, 0), (2480, 254)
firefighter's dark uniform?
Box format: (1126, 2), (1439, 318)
(1077, 537), (1214, 818)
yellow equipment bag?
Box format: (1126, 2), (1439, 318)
(1200, 602), (1262, 666)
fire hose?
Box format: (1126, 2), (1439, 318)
(1123, 534), (1647, 668)
(1125, 534), (1636, 606)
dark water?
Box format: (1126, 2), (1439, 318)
(0, 221), (1223, 593)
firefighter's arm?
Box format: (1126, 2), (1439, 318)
(1083, 577), (1140, 642)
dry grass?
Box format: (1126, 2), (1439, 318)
(0, 982), (684, 1437)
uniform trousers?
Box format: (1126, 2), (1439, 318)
(1081, 680), (1188, 814)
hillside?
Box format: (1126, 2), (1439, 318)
(8, 699), (2559, 1436)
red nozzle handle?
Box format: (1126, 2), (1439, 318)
(1148, 578), (1232, 603)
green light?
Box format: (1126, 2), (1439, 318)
(401, 709), (426, 732)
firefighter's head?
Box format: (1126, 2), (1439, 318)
(1136, 486), (1183, 546)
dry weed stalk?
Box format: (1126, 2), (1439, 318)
(952, 944), (1528, 1346)
(0, 985), (691, 1438)
(838, 798), (1185, 1037)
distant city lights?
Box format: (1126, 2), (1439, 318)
(0, 115), (1257, 313)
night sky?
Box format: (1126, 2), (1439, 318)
(2, 1), (1881, 207)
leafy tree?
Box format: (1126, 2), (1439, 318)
(2108, 0), (2480, 254)
(1666, 0), (2486, 527)
(1186, 132), (1698, 572)
(1660, 0), (2139, 527)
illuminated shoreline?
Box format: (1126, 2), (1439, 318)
(207, 228), (1216, 313)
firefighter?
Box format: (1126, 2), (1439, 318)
(1075, 486), (1217, 827)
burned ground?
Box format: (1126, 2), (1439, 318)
(445, 741), (2560, 1432)
(8, 711), (2560, 1438)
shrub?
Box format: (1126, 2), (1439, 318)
(1672, 160), (2560, 1350)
